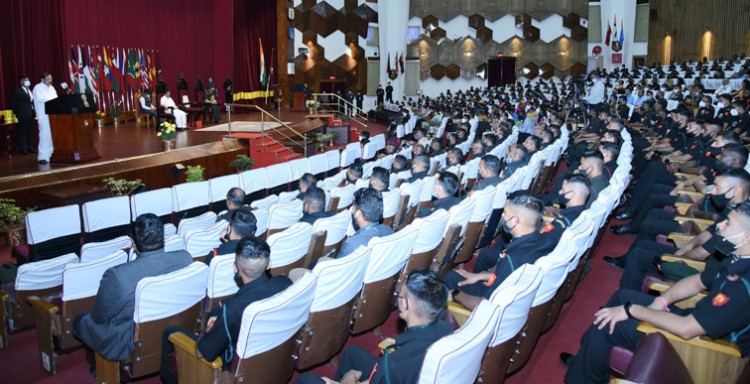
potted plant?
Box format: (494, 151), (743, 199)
(186, 165), (205, 182)
(109, 103), (122, 126)
(230, 155), (255, 172)
(94, 111), (106, 128)
(306, 99), (318, 114)
(102, 177), (145, 197)
(0, 198), (32, 247)
(157, 121), (177, 151)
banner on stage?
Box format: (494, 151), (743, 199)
(612, 54), (622, 64)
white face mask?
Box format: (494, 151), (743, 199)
(731, 109), (740, 117)
(699, 101), (707, 108)
(23, 80), (30, 87)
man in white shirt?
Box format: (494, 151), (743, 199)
(583, 71), (605, 109)
(159, 91), (187, 129)
(715, 78), (733, 98)
(32, 72), (58, 164)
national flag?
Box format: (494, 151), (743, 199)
(126, 49), (138, 89)
(85, 46), (100, 99)
(605, 22), (612, 46)
(399, 52), (405, 74)
(387, 52), (392, 74)
(619, 19), (625, 46)
(68, 46), (79, 88)
(76, 45), (86, 93)
(259, 38), (267, 87)
(105, 47), (120, 94)
(139, 50), (149, 89)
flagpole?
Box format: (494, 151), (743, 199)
(265, 47), (274, 104)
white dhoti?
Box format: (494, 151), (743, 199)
(32, 82), (58, 162)
(170, 109), (188, 128)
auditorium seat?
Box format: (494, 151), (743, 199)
(308, 153), (328, 180)
(395, 180), (423, 229)
(399, 209), (450, 289)
(311, 210), (351, 259)
(432, 197), (475, 275)
(610, 332), (694, 384)
(362, 142), (378, 160)
(266, 199), (303, 237)
(267, 222), (315, 276)
(163, 234), (186, 253)
(418, 300), (501, 384)
(266, 162), (293, 195)
(183, 220), (227, 261)
(381, 188), (402, 228)
(239, 168), (269, 202)
(176, 211), (217, 238)
(82, 196), (133, 243)
(250, 195), (279, 211)
(324, 150), (340, 176)
(351, 226), (417, 334)
(169, 269), (317, 384)
(130, 188), (176, 236)
(28, 250), (128, 375)
(95, 262), (208, 382)
(327, 184), (355, 212)
(288, 158), (311, 191)
(252, 208), (270, 238)
(204, 253), (238, 312)
(207, 174), (243, 213)
(14, 204), (81, 264)
(79, 235), (132, 263)
(418, 175), (438, 210)
(296, 246), (370, 369)
(460, 158), (480, 193)
(277, 190), (299, 204)
(454, 185), (496, 265)
(172, 181), (211, 223)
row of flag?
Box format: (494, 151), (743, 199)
(387, 52), (406, 78)
(604, 16), (625, 50)
(68, 45), (157, 112)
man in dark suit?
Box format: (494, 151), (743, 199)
(11, 75), (35, 155)
(217, 187), (246, 222)
(205, 206), (257, 265)
(376, 85), (385, 106)
(161, 235), (292, 384)
(73, 213), (193, 372)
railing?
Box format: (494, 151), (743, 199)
(226, 103), (308, 158)
(311, 93), (368, 129)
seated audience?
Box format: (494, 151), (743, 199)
(218, 187), (246, 222)
(205, 206), (257, 265)
(420, 171), (461, 217)
(300, 186), (334, 225)
(203, 84), (221, 124)
(499, 145), (528, 181)
(543, 174), (590, 243)
(368, 166), (390, 192)
(409, 154), (430, 182)
(296, 173), (317, 200)
(472, 155), (502, 194)
(338, 188), (394, 258)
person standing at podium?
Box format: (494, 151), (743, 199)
(11, 75), (35, 155)
(32, 72), (58, 164)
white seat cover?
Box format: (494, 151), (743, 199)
(311, 246), (370, 312)
(362, 142), (377, 160)
(382, 188), (401, 219)
(288, 158), (311, 181)
(325, 150), (340, 172)
(532, 256), (571, 306)
(240, 168), (268, 196)
(268, 199), (303, 231)
(206, 253), (239, 299)
(266, 163), (292, 189)
(411, 209), (450, 254)
(253, 208), (270, 236)
(312, 210), (351, 247)
(82, 196), (131, 233)
(267, 222), (313, 268)
(177, 211), (217, 237)
(235, 270), (317, 358)
(487, 264), (543, 346)
(80, 235), (132, 263)
(62, 251), (128, 301)
(277, 190), (299, 205)
(469, 185), (496, 222)
(130, 188), (173, 219)
(25, 204), (81, 245)
(445, 198), (475, 236)
(15, 253), (79, 291)
(363, 226), (417, 283)
(172, 181), (210, 212)
(184, 220), (227, 258)
(308, 153), (328, 175)
(133, 262), (208, 323)
(208, 174), (243, 204)
(420, 175), (438, 203)
(418, 300), (501, 384)
(251, 195), (279, 210)
(400, 180), (424, 208)
(164, 234), (186, 252)
(330, 184), (356, 210)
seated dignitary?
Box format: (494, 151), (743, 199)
(161, 235), (292, 384)
(338, 188), (394, 258)
(73, 214), (193, 369)
(542, 174), (590, 243)
(295, 270), (453, 384)
(409, 154), (430, 182)
(137, 88), (157, 119)
(419, 171), (461, 218)
(205, 206), (257, 265)
(498, 145), (528, 181)
(561, 203), (750, 384)
(368, 166), (390, 192)
(203, 84), (221, 124)
(444, 191), (555, 310)
(217, 187), (246, 222)
(299, 186), (334, 225)
(159, 90), (188, 129)
(471, 154), (503, 194)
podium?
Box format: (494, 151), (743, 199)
(45, 93), (101, 163)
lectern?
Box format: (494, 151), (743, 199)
(45, 93), (100, 163)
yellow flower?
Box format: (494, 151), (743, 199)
(157, 132), (162, 137)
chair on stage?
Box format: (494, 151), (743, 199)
(28, 250), (128, 375)
(95, 262), (208, 383)
(295, 246), (370, 369)
(169, 270), (317, 384)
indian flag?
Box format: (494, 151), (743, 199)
(259, 38), (267, 87)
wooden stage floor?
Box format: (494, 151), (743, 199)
(0, 107), (317, 179)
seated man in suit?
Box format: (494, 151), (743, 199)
(205, 206), (257, 265)
(471, 154), (502, 194)
(444, 191), (555, 310)
(137, 88), (157, 121)
(217, 187), (246, 222)
(338, 188), (394, 258)
(368, 166), (390, 192)
(420, 171), (461, 218)
(409, 154), (430, 182)
(561, 203), (750, 383)
(72, 214), (193, 373)
(300, 186), (334, 225)
(295, 270), (453, 384)
(161, 235), (292, 384)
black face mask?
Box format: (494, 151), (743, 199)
(559, 191), (572, 206)
(500, 216), (516, 234)
(710, 189), (733, 210)
(234, 272), (244, 288)
(714, 161), (730, 175)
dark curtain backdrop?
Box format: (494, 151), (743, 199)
(63, 0), (233, 103)
(0, 0), (68, 110)
(233, 0), (277, 101)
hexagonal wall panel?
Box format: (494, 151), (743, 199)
(430, 27), (446, 41)
(476, 27), (493, 44)
(455, 37), (483, 71)
(446, 64), (461, 80)
(468, 14), (485, 30)
(309, 2), (341, 37)
(413, 36), (438, 73)
(521, 62), (539, 79)
(437, 39), (456, 66)
(540, 63), (555, 79)
(430, 65), (446, 80)
(570, 62), (587, 76)
(422, 15), (439, 31)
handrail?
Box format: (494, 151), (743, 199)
(227, 103), (307, 157)
(311, 93), (368, 128)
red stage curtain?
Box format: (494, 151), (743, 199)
(233, 0), (277, 101)
(0, 0), (68, 110)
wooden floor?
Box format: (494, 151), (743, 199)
(0, 106), (321, 179)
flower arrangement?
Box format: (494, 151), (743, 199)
(157, 121), (177, 141)
(102, 177), (144, 196)
(306, 99), (318, 109)
(109, 103), (121, 119)
(94, 111), (106, 120)
(186, 165), (205, 182)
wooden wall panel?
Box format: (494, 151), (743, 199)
(647, 0), (750, 63)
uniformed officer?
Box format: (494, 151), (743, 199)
(444, 191), (555, 310)
(419, 172), (461, 218)
(471, 155), (503, 194)
(543, 174), (590, 243)
(294, 270), (453, 384)
(376, 84), (385, 106)
(562, 203), (750, 383)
